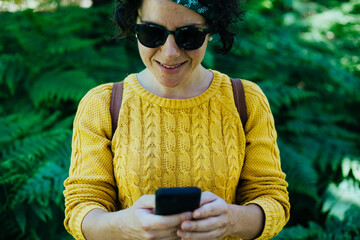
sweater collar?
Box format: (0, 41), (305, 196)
(126, 69), (223, 109)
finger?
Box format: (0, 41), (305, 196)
(193, 198), (228, 219)
(158, 233), (182, 240)
(146, 226), (180, 240)
(135, 194), (156, 209)
(178, 227), (224, 240)
(199, 191), (217, 207)
(150, 211), (193, 230)
(181, 215), (226, 232)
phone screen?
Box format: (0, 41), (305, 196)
(155, 187), (201, 215)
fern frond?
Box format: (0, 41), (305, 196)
(30, 70), (97, 106)
(0, 111), (67, 147)
(2, 128), (71, 163)
(1, 132), (71, 239)
(322, 179), (360, 219)
(0, 54), (26, 95)
(53, 114), (76, 129)
(278, 139), (318, 199)
(10, 139), (70, 236)
(0, 111), (64, 152)
(13, 159), (67, 206)
(46, 37), (100, 55)
(273, 222), (323, 240)
(14, 25), (50, 54)
(259, 81), (318, 112)
(275, 206), (360, 240)
(0, 128), (71, 195)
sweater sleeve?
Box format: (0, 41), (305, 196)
(235, 81), (290, 240)
(63, 83), (118, 240)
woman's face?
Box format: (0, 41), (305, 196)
(137, 0), (210, 88)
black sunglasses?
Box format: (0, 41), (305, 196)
(134, 23), (210, 51)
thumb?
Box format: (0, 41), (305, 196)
(199, 191), (217, 206)
(134, 194), (156, 209)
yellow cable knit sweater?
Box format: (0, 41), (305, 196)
(64, 70), (290, 240)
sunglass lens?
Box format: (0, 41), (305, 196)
(177, 28), (206, 50)
(137, 25), (166, 48)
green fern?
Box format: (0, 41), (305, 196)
(1, 128), (71, 193)
(0, 54), (26, 95)
(273, 222), (324, 240)
(273, 206), (360, 240)
(278, 140), (318, 199)
(0, 127), (72, 239)
(0, 111), (64, 152)
(30, 70), (98, 106)
(258, 81), (318, 115)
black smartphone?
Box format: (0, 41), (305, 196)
(155, 187), (201, 215)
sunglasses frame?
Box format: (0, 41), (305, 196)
(134, 23), (210, 50)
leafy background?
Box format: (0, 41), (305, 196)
(0, 0), (359, 239)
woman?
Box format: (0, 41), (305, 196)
(63, 0), (290, 239)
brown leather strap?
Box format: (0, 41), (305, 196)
(110, 81), (124, 137)
(231, 78), (247, 130)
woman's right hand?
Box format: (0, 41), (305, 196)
(100, 195), (193, 240)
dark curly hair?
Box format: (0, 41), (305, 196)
(113, 0), (246, 54)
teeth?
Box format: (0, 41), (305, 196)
(160, 63), (182, 69)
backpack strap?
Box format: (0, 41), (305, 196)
(230, 78), (248, 130)
(110, 81), (124, 137)
(110, 78), (248, 137)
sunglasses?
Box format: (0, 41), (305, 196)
(134, 23), (210, 51)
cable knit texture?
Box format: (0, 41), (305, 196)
(63, 70), (290, 240)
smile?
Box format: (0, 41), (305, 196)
(159, 62), (185, 69)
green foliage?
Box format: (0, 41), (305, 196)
(0, 4), (137, 240)
(0, 0), (359, 239)
(206, 0), (360, 236)
(273, 206), (360, 240)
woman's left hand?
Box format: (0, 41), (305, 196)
(177, 191), (235, 240)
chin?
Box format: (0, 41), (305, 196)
(158, 76), (183, 88)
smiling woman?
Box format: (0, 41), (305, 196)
(63, 0), (290, 240)
(135, 0), (211, 98)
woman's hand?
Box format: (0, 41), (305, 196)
(176, 191), (265, 240)
(111, 194), (193, 240)
(177, 191), (235, 240)
(82, 194), (193, 240)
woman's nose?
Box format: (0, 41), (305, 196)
(160, 34), (181, 59)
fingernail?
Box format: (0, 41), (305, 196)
(184, 222), (191, 229)
(193, 211), (201, 218)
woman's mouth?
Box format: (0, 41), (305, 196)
(157, 61), (186, 72)
(160, 62), (183, 69)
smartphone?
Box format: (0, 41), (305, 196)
(155, 187), (201, 215)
